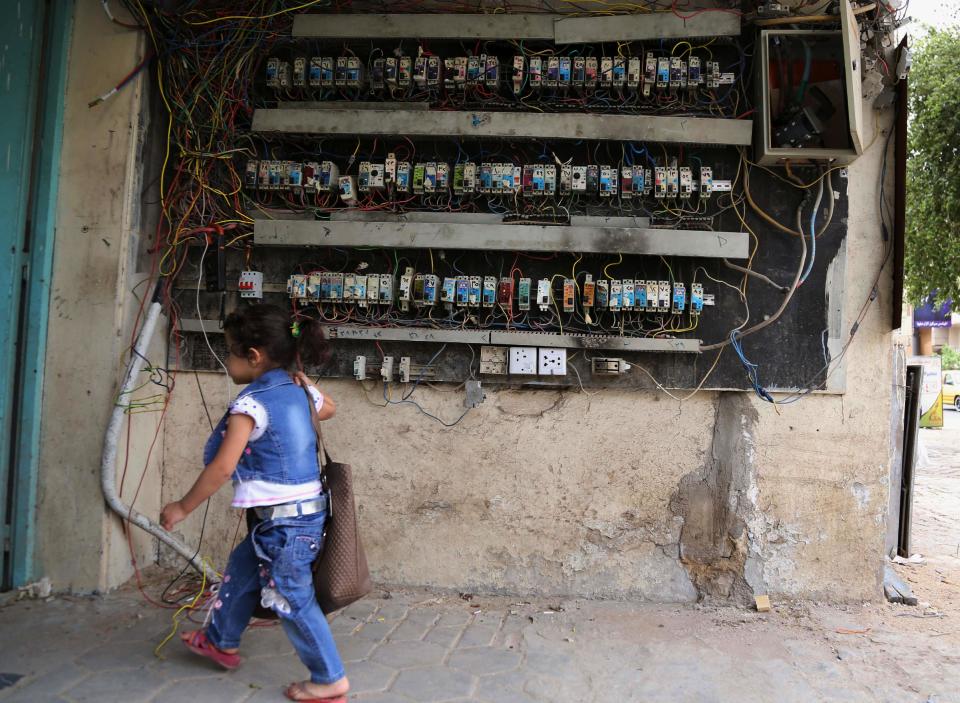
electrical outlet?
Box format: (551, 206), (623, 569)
(537, 348), (567, 376)
(509, 347), (537, 375)
(480, 346), (509, 375)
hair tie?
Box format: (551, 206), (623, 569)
(290, 321), (301, 338)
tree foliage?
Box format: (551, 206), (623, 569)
(940, 345), (960, 371)
(906, 27), (960, 306)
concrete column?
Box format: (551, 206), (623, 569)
(35, 4), (162, 592)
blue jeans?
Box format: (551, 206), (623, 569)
(206, 510), (346, 685)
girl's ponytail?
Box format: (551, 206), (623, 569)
(292, 315), (331, 367)
(223, 304), (330, 370)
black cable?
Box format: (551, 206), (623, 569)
(159, 370), (217, 604)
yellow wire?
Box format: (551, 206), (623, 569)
(184, 0), (329, 25)
(603, 253), (623, 279)
(154, 558), (217, 658)
(134, 1), (173, 223)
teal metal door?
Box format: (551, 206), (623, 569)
(0, 0), (72, 590)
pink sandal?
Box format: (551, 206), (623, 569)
(284, 682), (347, 703)
(181, 630), (241, 670)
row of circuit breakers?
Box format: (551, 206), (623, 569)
(263, 270), (710, 315)
(245, 159), (733, 200)
(265, 53), (736, 94)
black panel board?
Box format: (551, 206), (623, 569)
(174, 162), (848, 392)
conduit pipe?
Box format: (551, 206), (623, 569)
(101, 284), (218, 581)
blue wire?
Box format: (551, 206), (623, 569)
(730, 330), (776, 403)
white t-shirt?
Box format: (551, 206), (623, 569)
(228, 386), (325, 508)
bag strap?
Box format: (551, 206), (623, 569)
(303, 385), (330, 474)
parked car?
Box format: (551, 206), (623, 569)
(943, 370), (960, 411)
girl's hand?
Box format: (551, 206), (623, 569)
(295, 371), (337, 420)
(160, 501), (188, 531)
(293, 371), (315, 389)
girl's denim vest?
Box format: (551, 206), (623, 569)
(203, 368), (321, 487)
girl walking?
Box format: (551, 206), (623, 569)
(160, 304), (349, 703)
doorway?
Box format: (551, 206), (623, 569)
(0, 0), (72, 590)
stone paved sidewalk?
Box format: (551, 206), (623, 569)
(1, 579), (958, 703)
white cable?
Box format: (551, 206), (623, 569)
(101, 293), (218, 582)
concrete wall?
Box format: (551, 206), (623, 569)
(38, 3), (895, 601)
(35, 5), (162, 592)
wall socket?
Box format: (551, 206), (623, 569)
(480, 346), (509, 375)
(538, 348), (567, 376)
(509, 346), (538, 375)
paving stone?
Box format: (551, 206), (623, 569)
(522, 649), (577, 677)
(1, 638), (95, 677)
(522, 673), (593, 702)
(329, 616), (365, 635)
(3, 584), (959, 703)
(471, 612), (504, 628)
(243, 686), (306, 702)
(435, 611), (473, 628)
(344, 660), (396, 694)
(474, 668), (540, 703)
(447, 647), (522, 675)
(401, 610), (442, 627)
(387, 618), (436, 642)
(149, 646), (225, 680)
(340, 601), (380, 622)
(455, 625), (498, 648)
(152, 675), (253, 703)
(391, 666), (475, 701)
(238, 653), (311, 688)
(352, 620), (399, 642)
(3, 696), (71, 703)
(370, 641), (448, 669)
(75, 638), (157, 671)
(350, 693), (416, 703)
(69, 666), (168, 703)
(372, 603), (410, 621)
(0, 663), (88, 702)
(423, 626), (465, 648)
(333, 636), (378, 662)
(241, 624), (294, 658)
